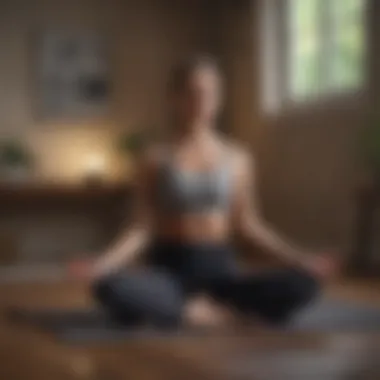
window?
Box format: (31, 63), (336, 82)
(261, 0), (368, 112)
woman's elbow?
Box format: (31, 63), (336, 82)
(234, 214), (253, 238)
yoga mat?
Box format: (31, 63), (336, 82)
(292, 298), (380, 331)
(7, 307), (216, 342)
(7, 298), (380, 344)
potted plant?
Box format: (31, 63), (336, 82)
(117, 130), (150, 157)
(115, 129), (155, 181)
(0, 139), (34, 184)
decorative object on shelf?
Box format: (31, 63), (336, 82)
(0, 139), (34, 184)
(116, 130), (152, 157)
(33, 28), (109, 121)
(116, 129), (155, 179)
(82, 153), (107, 187)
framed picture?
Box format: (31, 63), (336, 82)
(32, 28), (110, 121)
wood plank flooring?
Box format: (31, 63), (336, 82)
(0, 279), (380, 379)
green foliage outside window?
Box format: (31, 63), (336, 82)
(288, 0), (366, 101)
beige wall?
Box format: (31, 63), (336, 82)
(218, 0), (376, 253)
(2, 0), (373, 262)
(0, 0), (210, 263)
(0, 0), (207, 183)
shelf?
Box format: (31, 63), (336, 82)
(0, 182), (132, 212)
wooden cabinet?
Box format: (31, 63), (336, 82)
(0, 183), (132, 265)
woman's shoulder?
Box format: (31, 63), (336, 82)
(222, 138), (255, 167)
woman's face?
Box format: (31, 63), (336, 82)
(174, 65), (223, 126)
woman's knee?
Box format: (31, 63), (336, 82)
(92, 272), (141, 304)
(92, 271), (183, 327)
(92, 274), (118, 304)
(288, 270), (320, 306)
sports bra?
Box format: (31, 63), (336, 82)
(154, 154), (232, 214)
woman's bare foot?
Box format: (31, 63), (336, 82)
(182, 295), (271, 332)
(182, 295), (236, 328)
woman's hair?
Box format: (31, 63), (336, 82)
(168, 54), (221, 94)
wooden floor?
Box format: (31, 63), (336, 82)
(1, 279), (380, 380)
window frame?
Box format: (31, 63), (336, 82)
(260, 0), (370, 116)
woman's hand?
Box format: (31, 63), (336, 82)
(301, 253), (340, 281)
(67, 258), (100, 282)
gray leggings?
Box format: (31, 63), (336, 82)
(93, 241), (319, 327)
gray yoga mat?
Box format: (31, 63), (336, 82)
(7, 298), (380, 343)
(7, 307), (214, 342)
(292, 298), (380, 331)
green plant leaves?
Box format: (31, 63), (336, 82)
(0, 140), (33, 168)
(116, 130), (154, 156)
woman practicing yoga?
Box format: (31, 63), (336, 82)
(73, 55), (337, 328)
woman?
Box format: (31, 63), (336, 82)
(73, 55), (336, 328)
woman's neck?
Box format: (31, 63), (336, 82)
(174, 121), (218, 144)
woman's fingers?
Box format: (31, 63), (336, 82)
(303, 253), (340, 280)
(67, 258), (94, 280)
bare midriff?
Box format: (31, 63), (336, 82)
(154, 211), (231, 244)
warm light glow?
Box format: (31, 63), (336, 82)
(83, 153), (107, 177)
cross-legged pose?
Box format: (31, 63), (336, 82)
(73, 55), (337, 328)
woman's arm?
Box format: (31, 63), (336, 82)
(91, 152), (155, 279)
(232, 149), (310, 268)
